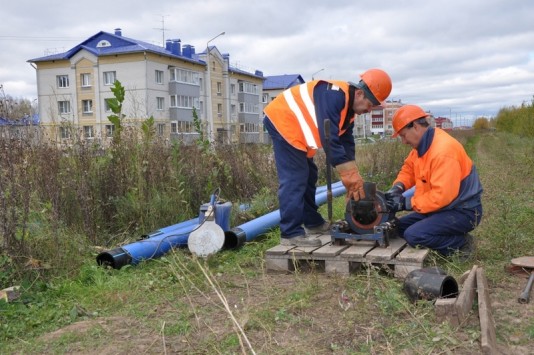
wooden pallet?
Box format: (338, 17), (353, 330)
(265, 234), (429, 278)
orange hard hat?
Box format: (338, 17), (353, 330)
(392, 104), (428, 137)
(360, 68), (392, 104)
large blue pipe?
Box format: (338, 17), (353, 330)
(223, 184), (346, 248)
(97, 182), (346, 269)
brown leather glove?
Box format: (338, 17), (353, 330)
(336, 161), (364, 201)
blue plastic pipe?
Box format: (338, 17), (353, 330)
(97, 182), (346, 269)
(223, 184), (346, 248)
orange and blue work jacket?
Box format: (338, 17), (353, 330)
(394, 127), (483, 214)
(263, 80), (356, 166)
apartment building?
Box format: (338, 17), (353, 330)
(28, 29), (264, 144)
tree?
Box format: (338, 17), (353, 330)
(106, 80), (126, 145)
(473, 117), (489, 130)
(0, 84), (34, 119)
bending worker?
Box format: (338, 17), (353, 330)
(385, 104), (483, 257)
(264, 69), (393, 247)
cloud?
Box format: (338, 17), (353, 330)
(1, 0), (533, 119)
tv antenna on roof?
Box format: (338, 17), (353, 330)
(154, 15), (170, 47)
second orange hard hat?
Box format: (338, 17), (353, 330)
(392, 104), (429, 137)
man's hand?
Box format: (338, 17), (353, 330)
(336, 161), (364, 201)
(385, 183), (405, 213)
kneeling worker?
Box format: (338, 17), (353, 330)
(385, 105), (483, 257)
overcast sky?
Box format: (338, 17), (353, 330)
(2, 0), (534, 124)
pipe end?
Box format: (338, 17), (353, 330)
(224, 228), (247, 249)
(96, 247), (132, 269)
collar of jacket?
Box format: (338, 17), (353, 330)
(417, 126), (435, 157)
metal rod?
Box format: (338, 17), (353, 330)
(323, 119), (333, 223)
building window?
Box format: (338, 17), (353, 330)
(239, 102), (259, 114)
(240, 123), (259, 133)
(58, 101), (71, 114)
(83, 126), (94, 138)
(262, 93), (269, 103)
(170, 95), (199, 109)
(155, 70), (164, 84)
(81, 73), (91, 87)
(239, 82), (258, 95)
(231, 84), (235, 94)
(105, 124), (114, 137)
(171, 121), (177, 133)
(104, 98), (112, 112)
(217, 82), (222, 95)
(157, 123), (165, 136)
(157, 97), (164, 110)
(170, 68), (199, 85)
(103, 71), (116, 85)
(82, 100), (93, 113)
(177, 121), (194, 133)
(59, 126), (71, 139)
(57, 75), (69, 88)
(217, 103), (222, 114)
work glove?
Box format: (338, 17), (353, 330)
(385, 183), (405, 213)
(336, 161), (364, 201)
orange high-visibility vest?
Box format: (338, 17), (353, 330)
(264, 80), (353, 158)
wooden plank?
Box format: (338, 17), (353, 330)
(288, 235), (331, 256)
(455, 265), (478, 324)
(312, 244), (350, 258)
(435, 298), (460, 326)
(476, 268), (498, 355)
(340, 241), (377, 259)
(265, 244), (295, 256)
(396, 245), (430, 263)
(365, 238), (406, 262)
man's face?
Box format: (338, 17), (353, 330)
(398, 123), (424, 149)
(352, 90), (376, 115)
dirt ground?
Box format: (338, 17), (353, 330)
(37, 267), (534, 354)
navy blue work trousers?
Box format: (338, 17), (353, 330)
(396, 205), (483, 255)
(264, 117), (325, 237)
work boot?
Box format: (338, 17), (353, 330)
(457, 233), (475, 261)
(304, 221), (332, 235)
(280, 235), (322, 247)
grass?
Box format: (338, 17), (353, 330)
(1, 131), (533, 353)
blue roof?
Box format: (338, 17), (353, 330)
(263, 74), (305, 90)
(28, 31), (264, 80)
(28, 31), (204, 65)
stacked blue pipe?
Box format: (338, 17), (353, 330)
(96, 181), (346, 269)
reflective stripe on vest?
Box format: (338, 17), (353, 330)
(283, 85), (318, 149)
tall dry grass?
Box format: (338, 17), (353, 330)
(0, 125), (431, 283)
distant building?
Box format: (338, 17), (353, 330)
(260, 74), (305, 143)
(354, 99), (403, 137)
(28, 28), (265, 144)
(262, 74), (305, 105)
(434, 116), (453, 130)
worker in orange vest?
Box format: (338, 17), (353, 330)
(264, 69), (392, 247)
(385, 104), (483, 258)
